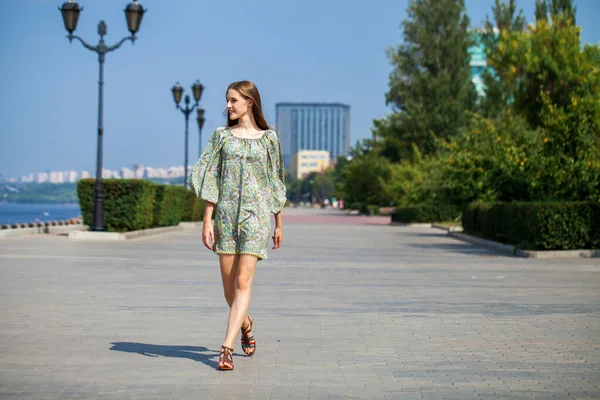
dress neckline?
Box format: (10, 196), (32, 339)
(226, 126), (269, 140)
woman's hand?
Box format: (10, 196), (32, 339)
(203, 220), (215, 251)
(272, 226), (283, 250)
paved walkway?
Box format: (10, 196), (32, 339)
(1, 208), (599, 399)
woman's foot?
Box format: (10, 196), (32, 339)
(241, 314), (256, 356)
(218, 345), (234, 370)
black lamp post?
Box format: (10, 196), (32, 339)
(196, 107), (206, 158)
(171, 81), (204, 186)
(59, 0), (146, 232)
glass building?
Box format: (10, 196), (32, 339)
(469, 30), (496, 97)
(275, 103), (350, 169)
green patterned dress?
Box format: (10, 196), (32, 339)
(188, 126), (287, 260)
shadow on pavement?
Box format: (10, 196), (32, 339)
(110, 342), (226, 369)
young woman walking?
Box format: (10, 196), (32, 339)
(188, 80), (286, 371)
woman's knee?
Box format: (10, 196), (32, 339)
(235, 273), (254, 291)
(223, 286), (234, 304)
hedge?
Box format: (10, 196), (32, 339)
(78, 179), (204, 232)
(392, 203), (461, 223)
(462, 202), (600, 250)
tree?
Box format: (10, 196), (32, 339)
(535, 0), (548, 22)
(489, 10), (600, 201)
(536, 0), (576, 23)
(338, 151), (392, 207)
(479, 0), (527, 118)
(381, 0), (476, 158)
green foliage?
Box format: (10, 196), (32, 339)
(535, 0), (548, 22)
(536, 0), (576, 23)
(392, 203), (460, 223)
(183, 191), (205, 222)
(338, 150), (392, 207)
(153, 185), (188, 227)
(78, 179), (203, 232)
(78, 179), (155, 232)
(381, 0), (476, 158)
(463, 201), (600, 250)
(479, 0), (527, 118)
(367, 205), (380, 216)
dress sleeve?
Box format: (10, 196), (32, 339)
(265, 130), (287, 213)
(187, 127), (226, 204)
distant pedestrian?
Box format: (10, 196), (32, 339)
(188, 80), (286, 371)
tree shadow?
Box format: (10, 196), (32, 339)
(109, 342), (242, 369)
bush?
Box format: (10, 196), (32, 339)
(183, 191), (205, 222)
(350, 202), (362, 211)
(392, 203), (460, 223)
(463, 201), (600, 250)
(359, 204), (369, 215)
(78, 179), (205, 232)
(78, 179), (156, 232)
(153, 185), (188, 227)
(367, 205), (380, 216)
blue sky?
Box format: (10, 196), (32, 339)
(1, 0), (598, 179)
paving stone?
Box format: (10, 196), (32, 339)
(0, 208), (599, 399)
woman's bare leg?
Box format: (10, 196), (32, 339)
(222, 255), (258, 349)
(219, 254), (252, 331)
(219, 255), (239, 307)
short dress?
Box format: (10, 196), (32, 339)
(188, 126), (287, 260)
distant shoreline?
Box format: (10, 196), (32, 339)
(0, 200), (80, 205)
(0, 202), (82, 226)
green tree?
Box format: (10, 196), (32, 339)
(536, 0), (576, 23)
(535, 0), (548, 21)
(381, 0), (476, 158)
(479, 0), (527, 118)
(339, 151), (392, 207)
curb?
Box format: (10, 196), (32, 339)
(390, 222), (433, 228)
(0, 223), (86, 238)
(179, 221), (203, 229)
(431, 224), (464, 232)
(68, 225), (183, 241)
(448, 231), (600, 259)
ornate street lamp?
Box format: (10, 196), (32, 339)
(171, 80), (204, 186)
(59, 0), (146, 232)
(196, 108), (206, 158)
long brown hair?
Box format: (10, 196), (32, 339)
(225, 80), (271, 130)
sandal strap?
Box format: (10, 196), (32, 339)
(241, 315), (253, 336)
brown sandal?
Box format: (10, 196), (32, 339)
(218, 345), (234, 370)
(241, 315), (256, 356)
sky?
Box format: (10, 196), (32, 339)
(0, 0), (599, 179)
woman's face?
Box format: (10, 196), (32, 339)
(226, 89), (252, 120)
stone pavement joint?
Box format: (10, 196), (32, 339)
(1, 208), (599, 399)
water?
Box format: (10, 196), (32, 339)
(0, 203), (81, 226)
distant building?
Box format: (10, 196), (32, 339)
(275, 103), (350, 169)
(289, 150), (330, 179)
(469, 29), (496, 97)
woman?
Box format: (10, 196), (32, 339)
(188, 80), (286, 371)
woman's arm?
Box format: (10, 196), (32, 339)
(272, 211), (283, 249)
(202, 201), (215, 250)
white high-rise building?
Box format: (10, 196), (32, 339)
(121, 167), (135, 179)
(36, 172), (49, 184)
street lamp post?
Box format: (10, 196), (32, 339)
(196, 107), (206, 158)
(171, 81), (204, 186)
(59, 0), (146, 231)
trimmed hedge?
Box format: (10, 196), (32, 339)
(392, 203), (460, 223)
(462, 202), (600, 250)
(78, 179), (204, 232)
(183, 190), (205, 222)
(153, 185), (188, 227)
